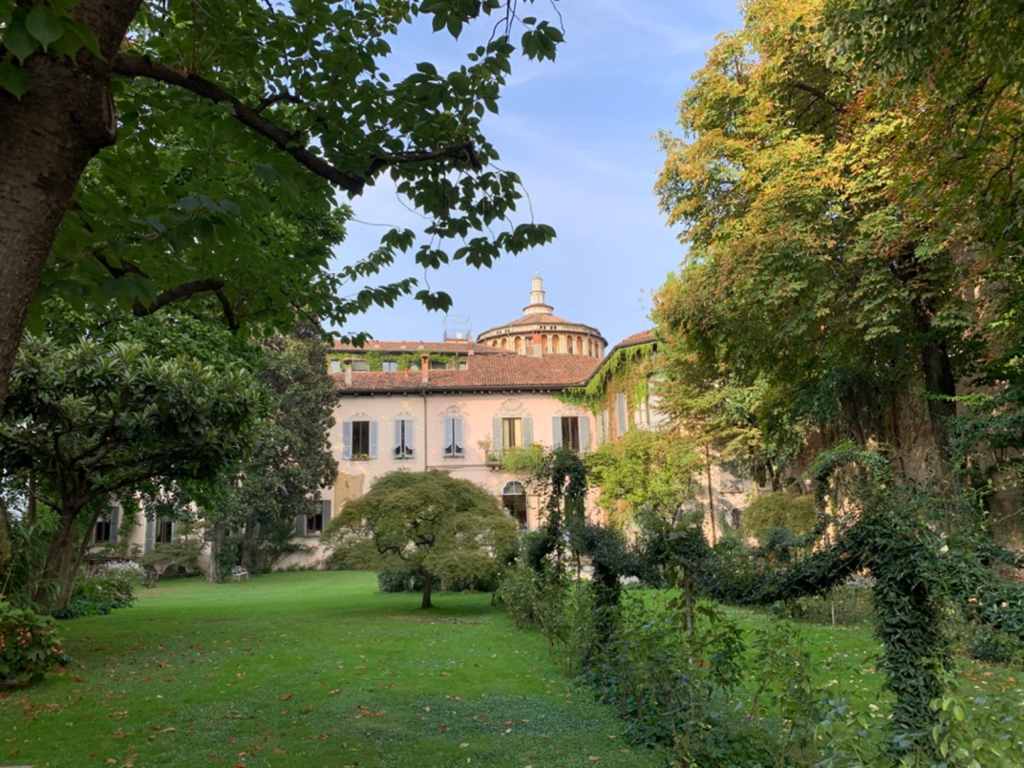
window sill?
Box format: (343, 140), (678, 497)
(394, 455), (415, 461)
(348, 456), (372, 462)
(443, 455), (465, 460)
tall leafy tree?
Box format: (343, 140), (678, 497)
(0, 310), (262, 610)
(207, 332), (339, 578)
(655, 0), (984, 465)
(0, 0), (563, 408)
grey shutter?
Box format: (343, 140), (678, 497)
(322, 500), (332, 527)
(580, 417), (590, 453)
(616, 393), (627, 435)
(493, 418), (503, 451)
(394, 419), (402, 455)
(144, 517), (156, 553)
(295, 513), (306, 537)
(369, 421), (378, 459)
(454, 418), (464, 455)
(552, 417), (562, 449)
(522, 417), (533, 447)
(342, 421), (352, 459)
(110, 505), (120, 543)
(405, 419), (414, 456)
(170, 522), (180, 542)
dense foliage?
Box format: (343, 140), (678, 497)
(0, 600), (68, 684)
(323, 470), (517, 608)
(0, 310), (261, 612)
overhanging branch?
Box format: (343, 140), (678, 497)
(113, 54), (483, 195)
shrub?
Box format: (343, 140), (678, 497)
(52, 572), (137, 620)
(967, 626), (1024, 664)
(0, 600), (69, 683)
(742, 491), (816, 542)
(138, 540), (203, 586)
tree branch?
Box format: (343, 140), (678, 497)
(255, 90), (304, 114)
(789, 82), (844, 114)
(113, 54), (483, 195)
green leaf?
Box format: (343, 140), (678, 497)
(3, 14), (39, 63)
(0, 60), (31, 98)
(25, 4), (63, 49)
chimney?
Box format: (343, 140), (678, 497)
(344, 363), (352, 387)
(420, 353), (430, 383)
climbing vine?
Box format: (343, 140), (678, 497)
(561, 341), (656, 413)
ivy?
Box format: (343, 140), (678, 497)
(561, 341), (656, 412)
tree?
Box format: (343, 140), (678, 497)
(323, 470), (516, 608)
(0, 0), (564, 409)
(206, 332), (339, 579)
(0, 310), (261, 611)
(655, 0), (990, 467)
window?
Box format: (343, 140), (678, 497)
(444, 417), (464, 458)
(351, 360), (369, 371)
(502, 417), (522, 449)
(94, 517), (114, 544)
(330, 359), (341, 373)
(430, 360), (447, 370)
(155, 520), (173, 544)
(353, 421), (370, 456)
(502, 481), (527, 528)
(382, 361), (398, 371)
(394, 419), (414, 459)
(560, 417), (580, 451)
(302, 500), (331, 536)
(307, 500), (330, 535)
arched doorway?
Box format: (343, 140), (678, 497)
(502, 480), (527, 528)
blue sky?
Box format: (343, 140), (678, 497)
(331, 1), (741, 348)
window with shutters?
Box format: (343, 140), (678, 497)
(352, 420), (371, 458)
(155, 520), (174, 544)
(94, 517), (114, 544)
(444, 417), (464, 458)
(382, 361), (398, 371)
(616, 392), (628, 436)
(502, 417), (522, 449)
(330, 359), (341, 373)
(306, 500), (330, 535)
(351, 360), (369, 371)
(560, 417), (580, 451)
(394, 419), (414, 459)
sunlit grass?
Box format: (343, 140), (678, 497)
(1, 572), (662, 768)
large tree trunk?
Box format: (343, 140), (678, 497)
(32, 506), (80, 613)
(0, 0), (140, 411)
(58, 508), (103, 609)
(921, 338), (957, 463)
(207, 521), (226, 583)
(421, 572), (434, 609)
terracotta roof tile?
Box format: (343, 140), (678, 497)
(334, 353), (601, 393)
(617, 329), (656, 347)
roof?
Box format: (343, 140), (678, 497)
(332, 339), (500, 355)
(616, 329), (656, 347)
(477, 313), (606, 339)
(334, 353), (602, 394)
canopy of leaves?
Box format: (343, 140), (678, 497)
(4, 0), (563, 337)
(324, 470), (517, 586)
(0, 310), (262, 515)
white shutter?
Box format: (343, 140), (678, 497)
(454, 418), (464, 456)
(552, 417), (562, 449)
(580, 417), (590, 453)
(522, 417), (533, 447)
(342, 421), (353, 459)
(493, 418), (503, 451)
(394, 419), (402, 456)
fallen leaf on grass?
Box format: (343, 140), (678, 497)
(280, 692), (293, 701)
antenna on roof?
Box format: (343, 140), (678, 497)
(638, 289), (648, 321)
(443, 314), (472, 342)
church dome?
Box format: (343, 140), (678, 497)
(476, 275), (607, 358)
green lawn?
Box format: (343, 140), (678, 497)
(1, 572), (663, 768)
